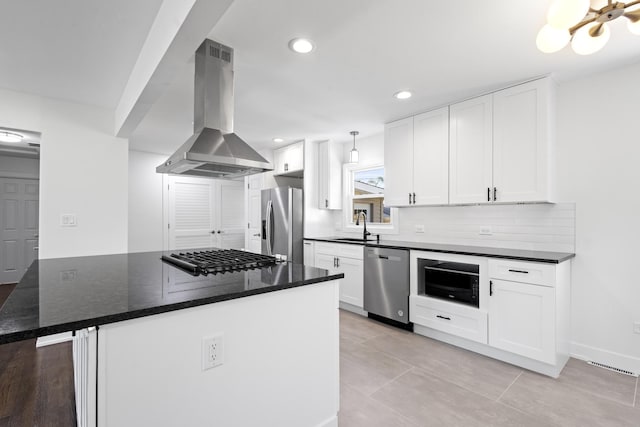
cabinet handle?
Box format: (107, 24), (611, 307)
(325, 199), (328, 208)
(487, 188), (490, 201)
(508, 269), (529, 274)
(436, 315), (451, 321)
(333, 257), (336, 268)
(337, 257), (340, 268)
(493, 187), (497, 201)
(409, 193), (412, 204)
(490, 280), (493, 296)
(284, 163), (288, 172)
(413, 193), (416, 204)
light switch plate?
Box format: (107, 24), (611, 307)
(61, 214), (77, 227)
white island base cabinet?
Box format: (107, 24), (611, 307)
(74, 282), (340, 427)
(411, 254), (571, 378)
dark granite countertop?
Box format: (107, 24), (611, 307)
(0, 250), (343, 345)
(305, 237), (575, 263)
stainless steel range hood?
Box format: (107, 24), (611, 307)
(157, 39), (272, 179)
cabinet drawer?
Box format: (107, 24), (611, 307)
(410, 296), (487, 344)
(488, 259), (555, 287)
(314, 242), (363, 260)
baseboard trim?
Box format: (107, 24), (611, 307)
(36, 332), (73, 347)
(338, 302), (367, 317)
(317, 415), (338, 427)
(570, 342), (640, 376)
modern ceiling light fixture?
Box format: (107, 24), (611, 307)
(273, 137), (284, 143)
(394, 90), (412, 100)
(537, 0), (640, 55)
(349, 131), (359, 163)
(0, 131), (24, 143)
(288, 38), (314, 54)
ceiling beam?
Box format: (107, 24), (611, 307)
(114, 0), (234, 138)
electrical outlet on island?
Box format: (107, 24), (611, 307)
(202, 334), (225, 370)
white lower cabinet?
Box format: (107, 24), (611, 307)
(314, 242), (364, 310)
(488, 279), (555, 364)
(410, 250), (571, 378)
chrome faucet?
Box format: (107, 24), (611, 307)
(355, 212), (371, 241)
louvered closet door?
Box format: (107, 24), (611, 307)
(168, 177), (216, 250)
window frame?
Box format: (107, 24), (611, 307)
(341, 162), (399, 234)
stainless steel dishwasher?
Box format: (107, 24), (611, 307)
(363, 246), (410, 326)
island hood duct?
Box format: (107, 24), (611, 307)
(156, 39), (272, 179)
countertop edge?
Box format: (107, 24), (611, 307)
(0, 272), (344, 345)
(304, 237), (575, 264)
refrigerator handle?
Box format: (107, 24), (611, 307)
(266, 200), (274, 255)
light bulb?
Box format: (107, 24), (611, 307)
(288, 38), (314, 54)
(536, 24), (570, 53)
(571, 22), (610, 55)
(0, 131), (23, 143)
(547, 0), (590, 29)
(349, 148), (359, 163)
(627, 17), (640, 35)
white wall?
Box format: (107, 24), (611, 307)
(0, 155), (39, 178)
(0, 88), (128, 259)
(556, 61), (640, 372)
(128, 150), (166, 252)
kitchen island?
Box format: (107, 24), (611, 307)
(0, 250), (343, 427)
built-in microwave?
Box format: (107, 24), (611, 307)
(417, 258), (479, 308)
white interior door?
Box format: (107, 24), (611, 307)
(245, 174), (263, 253)
(168, 176), (245, 251)
(168, 176), (216, 250)
(0, 178), (39, 284)
(216, 180), (245, 249)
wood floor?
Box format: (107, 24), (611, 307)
(0, 284), (76, 427)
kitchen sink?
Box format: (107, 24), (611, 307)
(334, 238), (376, 243)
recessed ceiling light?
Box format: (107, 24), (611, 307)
(0, 131), (23, 143)
(394, 91), (412, 100)
(288, 38), (314, 54)
(273, 138), (284, 143)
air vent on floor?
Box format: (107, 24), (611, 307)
(587, 361), (638, 377)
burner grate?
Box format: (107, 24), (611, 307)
(162, 249), (277, 275)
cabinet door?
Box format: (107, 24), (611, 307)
(488, 279), (555, 364)
(337, 257), (363, 308)
(449, 95), (493, 204)
(413, 107), (449, 205)
(384, 117), (414, 207)
(315, 252), (336, 273)
(317, 141), (342, 209)
(303, 240), (315, 267)
(284, 142), (304, 173)
(493, 79), (552, 203)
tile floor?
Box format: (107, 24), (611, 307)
(338, 310), (640, 427)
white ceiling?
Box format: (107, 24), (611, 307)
(2, 1), (639, 155)
(0, 0), (163, 109)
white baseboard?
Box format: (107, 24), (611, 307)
(338, 302), (367, 317)
(317, 415), (338, 427)
(570, 342), (640, 376)
(36, 332), (73, 347)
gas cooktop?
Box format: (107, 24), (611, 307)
(161, 249), (277, 276)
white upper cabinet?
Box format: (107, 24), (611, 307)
(273, 141), (304, 177)
(384, 117), (414, 207)
(317, 140), (342, 209)
(449, 94), (493, 204)
(413, 107), (449, 205)
(493, 78), (553, 203)
(385, 108), (449, 207)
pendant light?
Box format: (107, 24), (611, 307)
(349, 131), (359, 163)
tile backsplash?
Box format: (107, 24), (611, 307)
(393, 202), (575, 253)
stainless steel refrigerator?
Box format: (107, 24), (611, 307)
(261, 187), (303, 264)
